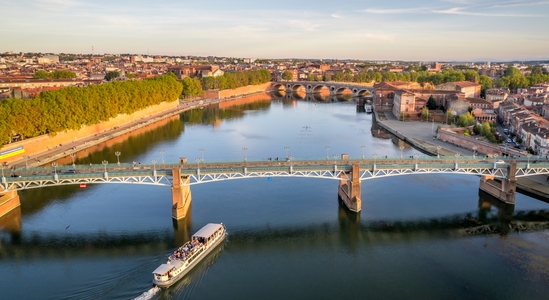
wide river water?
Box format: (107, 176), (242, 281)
(2, 92), (549, 300)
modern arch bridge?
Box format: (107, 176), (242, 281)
(272, 81), (375, 98)
(1, 157), (547, 220)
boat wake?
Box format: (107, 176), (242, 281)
(133, 286), (161, 300)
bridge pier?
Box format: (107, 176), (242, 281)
(171, 168), (192, 220)
(0, 189), (21, 219)
(479, 161), (516, 204)
(338, 163), (361, 213)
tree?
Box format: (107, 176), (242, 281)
(421, 106), (430, 120)
(426, 95), (437, 110)
(33, 70), (51, 79)
(456, 112), (475, 127)
(105, 71), (120, 81)
(282, 70), (293, 81)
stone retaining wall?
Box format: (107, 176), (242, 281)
(437, 128), (524, 157)
(203, 83), (273, 99)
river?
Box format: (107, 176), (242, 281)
(2, 91), (549, 300)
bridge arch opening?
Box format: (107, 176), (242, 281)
(335, 87), (353, 97)
(358, 90), (372, 97)
(291, 84), (306, 93)
(312, 85), (329, 95)
(272, 83), (285, 92)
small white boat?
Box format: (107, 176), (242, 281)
(152, 223), (226, 288)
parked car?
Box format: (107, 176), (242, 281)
(64, 169), (77, 174)
(10, 174), (21, 177)
(495, 160), (505, 164)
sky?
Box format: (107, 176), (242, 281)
(1, 0), (549, 61)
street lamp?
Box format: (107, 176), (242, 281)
(472, 146), (477, 159)
(1, 163), (5, 180)
(284, 147), (290, 159)
(361, 146), (366, 160)
(70, 153), (76, 168)
(325, 146), (330, 160)
(159, 150), (165, 165)
(102, 160), (108, 173)
(372, 153), (378, 166)
(333, 154), (339, 162)
(151, 159), (157, 172)
(242, 148), (248, 162)
(199, 148), (205, 162)
(414, 153), (419, 164)
(52, 162), (58, 174)
(455, 153), (460, 164)
(195, 157), (201, 169)
(115, 151), (121, 167)
(400, 146), (404, 159)
(436, 146), (441, 158)
(527, 153), (532, 166)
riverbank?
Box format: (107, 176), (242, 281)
(5, 87), (274, 169)
(373, 109), (549, 199)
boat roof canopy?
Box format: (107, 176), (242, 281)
(152, 264), (174, 275)
(193, 223), (223, 239)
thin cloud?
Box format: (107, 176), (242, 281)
(492, 1), (549, 8)
(331, 11), (343, 18)
(433, 7), (543, 17)
(287, 20), (320, 31)
(363, 8), (427, 14)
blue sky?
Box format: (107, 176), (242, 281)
(2, 0), (548, 61)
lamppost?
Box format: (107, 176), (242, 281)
(493, 154), (498, 164)
(414, 153), (419, 164)
(325, 146), (330, 160)
(25, 155), (29, 170)
(361, 146), (366, 160)
(400, 146), (404, 159)
(527, 153), (532, 167)
(199, 148), (205, 162)
(333, 154), (339, 162)
(472, 146), (477, 159)
(372, 153), (378, 166)
(455, 153), (460, 164)
(151, 159), (157, 172)
(1, 163), (5, 180)
(242, 148), (248, 162)
(102, 160), (108, 173)
(195, 157), (201, 169)
(52, 162), (58, 174)
(284, 147), (290, 159)
(115, 151), (120, 167)
(159, 150), (165, 165)
(436, 146), (441, 158)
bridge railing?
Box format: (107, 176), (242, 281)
(4, 156), (549, 176)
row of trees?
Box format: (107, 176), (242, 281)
(494, 66), (549, 90)
(302, 68), (494, 96)
(0, 73), (182, 146)
(200, 69), (271, 91)
(33, 70), (77, 79)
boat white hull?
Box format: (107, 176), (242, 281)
(153, 231), (226, 288)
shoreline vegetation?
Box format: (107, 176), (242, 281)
(2, 82), (273, 168)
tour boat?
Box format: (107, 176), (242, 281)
(152, 223), (226, 288)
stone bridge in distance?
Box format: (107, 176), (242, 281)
(272, 81), (375, 98)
